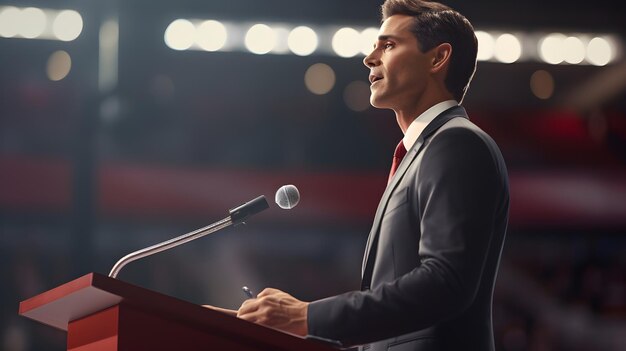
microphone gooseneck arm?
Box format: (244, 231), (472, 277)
(108, 196), (269, 278)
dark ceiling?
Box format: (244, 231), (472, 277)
(130, 0), (626, 33)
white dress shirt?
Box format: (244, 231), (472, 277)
(403, 100), (459, 150)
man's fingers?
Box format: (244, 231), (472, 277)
(257, 287), (281, 298)
(238, 298), (262, 316)
(238, 306), (284, 327)
(238, 297), (278, 319)
(234, 292), (309, 336)
(238, 309), (262, 323)
(238, 295), (276, 317)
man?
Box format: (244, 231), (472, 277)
(223, 1), (510, 350)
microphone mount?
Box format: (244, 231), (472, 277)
(108, 196), (269, 279)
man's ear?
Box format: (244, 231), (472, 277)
(431, 43), (452, 74)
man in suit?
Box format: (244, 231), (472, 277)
(233, 1), (510, 349)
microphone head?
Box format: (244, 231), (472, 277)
(275, 185), (300, 210)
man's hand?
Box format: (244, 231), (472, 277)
(237, 288), (309, 336)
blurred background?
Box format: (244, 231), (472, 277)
(1, 0), (626, 350)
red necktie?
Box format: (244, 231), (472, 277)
(388, 140), (407, 184)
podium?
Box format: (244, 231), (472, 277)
(19, 273), (336, 351)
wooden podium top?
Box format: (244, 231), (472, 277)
(19, 273), (338, 351)
(20, 273), (123, 331)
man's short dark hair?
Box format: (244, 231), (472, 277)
(381, 0), (478, 102)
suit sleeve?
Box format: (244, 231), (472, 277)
(307, 127), (507, 346)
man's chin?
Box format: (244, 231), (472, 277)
(369, 96), (389, 110)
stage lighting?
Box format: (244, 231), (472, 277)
(494, 33), (522, 63)
(587, 37), (612, 66)
(530, 70), (554, 100)
(196, 20), (227, 52)
(0, 7), (20, 38)
(475, 31), (495, 61)
(360, 27), (378, 56)
(20, 7), (46, 39)
(157, 15), (621, 64)
(245, 24), (276, 55)
(563, 37), (585, 64)
(164, 19), (195, 50)
(287, 26), (317, 56)
(47, 50), (72, 81)
(304, 63), (335, 95)
(332, 27), (361, 58)
(52, 10), (83, 41)
(539, 33), (566, 65)
(271, 26), (291, 54)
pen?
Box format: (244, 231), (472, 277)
(242, 286), (256, 299)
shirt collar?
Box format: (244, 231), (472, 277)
(403, 100), (459, 150)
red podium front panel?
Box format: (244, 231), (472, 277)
(20, 273), (336, 351)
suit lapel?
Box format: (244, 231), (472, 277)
(361, 106), (468, 282)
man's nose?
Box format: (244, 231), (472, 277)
(363, 49), (380, 68)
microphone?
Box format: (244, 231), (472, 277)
(230, 196), (270, 225)
(275, 184), (300, 209)
(108, 195), (269, 278)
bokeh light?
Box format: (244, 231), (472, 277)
(494, 33), (522, 63)
(539, 33), (566, 65)
(245, 24), (276, 55)
(164, 19), (195, 50)
(360, 27), (379, 56)
(0, 7), (21, 38)
(195, 20), (227, 52)
(529, 70), (554, 100)
(52, 10), (83, 41)
(20, 7), (46, 39)
(304, 63), (335, 95)
(287, 26), (318, 56)
(270, 27), (290, 54)
(332, 27), (361, 58)
(586, 37), (612, 66)
(47, 50), (72, 81)
(475, 31), (495, 61)
(563, 37), (585, 64)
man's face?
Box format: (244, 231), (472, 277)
(364, 15), (432, 111)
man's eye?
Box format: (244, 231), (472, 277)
(384, 43), (394, 49)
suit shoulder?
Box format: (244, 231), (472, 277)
(420, 118), (508, 182)
(428, 118), (503, 158)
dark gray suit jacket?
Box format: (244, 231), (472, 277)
(307, 106), (509, 351)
